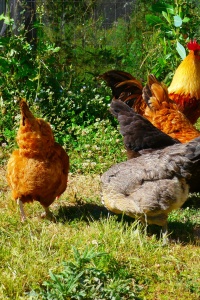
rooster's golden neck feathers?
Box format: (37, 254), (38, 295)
(168, 40), (200, 99)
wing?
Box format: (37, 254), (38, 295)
(101, 142), (195, 226)
(110, 99), (179, 158)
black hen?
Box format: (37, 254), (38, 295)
(110, 99), (180, 158)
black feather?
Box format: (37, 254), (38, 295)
(110, 100), (180, 154)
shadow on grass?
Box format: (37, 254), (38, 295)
(183, 193), (200, 209)
(168, 221), (200, 244)
(147, 221), (200, 245)
(55, 196), (200, 245)
(168, 195), (200, 245)
(56, 202), (110, 223)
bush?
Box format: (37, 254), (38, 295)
(1, 0), (200, 168)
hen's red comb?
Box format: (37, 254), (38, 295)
(187, 39), (200, 51)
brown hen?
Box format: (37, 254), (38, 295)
(143, 74), (200, 143)
(6, 99), (69, 221)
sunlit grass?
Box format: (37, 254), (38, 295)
(0, 163), (200, 299)
(0, 122), (200, 299)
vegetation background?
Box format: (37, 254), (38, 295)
(0, 0), (200, 299)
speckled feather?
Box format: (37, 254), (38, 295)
(101, 136), (200, 226)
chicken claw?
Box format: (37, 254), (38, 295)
(41, 206), (56, 222)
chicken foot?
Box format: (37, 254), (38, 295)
(161, 224), (169, 245)
(18, 200), (55, 222)
(41, 206), (56, 221)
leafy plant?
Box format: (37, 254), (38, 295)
(1, 0), (200, 166)
(144, 0), (200, 82)
(30, 246), (141, 300)
(66, 118), (126, 174)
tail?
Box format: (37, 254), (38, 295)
(99, 70), (135, 91)
(110, 97), (134, 117)
(17, 99), (55, 157)
(99, 70), (144, 110)
(110, 100), (179, 158)
(20, 99), (35, 125)
(142, 74), (169, 110)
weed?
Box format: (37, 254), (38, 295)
(30, 247), (142, 300)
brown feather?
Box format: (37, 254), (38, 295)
(143, 75), (200, 143)
(6, 99), (69, 219)
(99, 70), (145, 110)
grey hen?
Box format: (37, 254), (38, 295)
(101, 136), (200, 235)
(110, 99), (180, 158)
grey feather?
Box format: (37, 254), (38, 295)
(101, 137), (200, 227)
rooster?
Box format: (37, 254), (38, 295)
(109, 99), (179, 159)
(101, 40), (200, 125)
(99, 70), (146, 115)
(101, 135), (200, 237)
(6, 99), (69, 221)
(168, 40), (200, 124)
(100, 70), (200, 143)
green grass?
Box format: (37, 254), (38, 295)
(0, 164), (200, 300)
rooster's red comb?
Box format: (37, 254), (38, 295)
(187, 39), (200, 51)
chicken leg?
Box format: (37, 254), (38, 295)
(18, 199), (26, 222)
(41, 206), (56, 221)
(161, 224), (169, 245)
